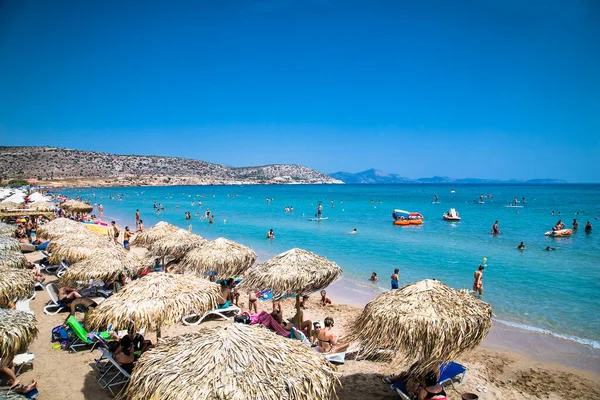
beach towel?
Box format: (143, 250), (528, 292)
(252, 311), (290, 337)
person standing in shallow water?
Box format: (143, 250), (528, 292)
(473, 265), (484, 297)
(391, 268), (399, 290)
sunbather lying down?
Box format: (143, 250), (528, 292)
(58, 286), (97, 315)
(383, 364), (445, 400)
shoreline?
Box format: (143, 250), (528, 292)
(63, 189), (600, 377)
(325, 279), (600, 375)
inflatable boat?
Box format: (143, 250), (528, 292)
(393, 209), (424, 225)
(545, 229), (573, 237)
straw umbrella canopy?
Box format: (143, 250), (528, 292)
(0, 222), (16, 238)
(239, 248), (343, 299)
(149, 229), (207, 259)
(60, 247), (143, 286)
(122, 324), (340, 400)
(36, 218), (90, 240)
(0, 237), (21, 252)
(131, 221), (179, 248)
(0, 202), (22, 211)
(28, 201), (55, 211)
(0, 309), (38, 358)
(86, 273), (220, 338)
(0, 268), (35, 308)
(59, 199), (93, 213)
(48, 233), (115, 264)
(176, 237), (257, 279)
(349, 279), (492, 377)
(0, 251), (27, 269)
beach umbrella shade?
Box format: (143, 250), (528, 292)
(176, 237), (257, 279)
(149, 229), (207, 259)
(131, 221), (180, 248)
(60, 247), (143, 286)
(0, 237), (21, 252)
(121, 323), (340, 400)
(0, 202), (21, 211)
(0, 222), (16, 238)
(28, 201), (55, 211)
(0, 251), (28, 269)
(48, 234), (115, 264)
(239, 248), (343, 299)
(59, 199), (93, 213)
(349, 279), (492, 377)
(85, 273), (220, 338)
(0, 268), (35, 308)
(0, 309), (38, 358)
(36, 218), (90, 239)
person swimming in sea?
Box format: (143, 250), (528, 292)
(585, 221), (592, 233)
(573, 219), (579, 230)
(349, 228), (357, 234)
(517, 241), (525, 250)
(370, 272), (378, 282)
(546, 246), (556, 251)
(266, 229), (275, 239)
(491, 221), (500, 234)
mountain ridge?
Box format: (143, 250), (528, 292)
(329, 169), (568, 184)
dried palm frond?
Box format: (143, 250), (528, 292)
(0, 222), (16, 238)
(176, 237), (257, 279)
(0, 268), (35, 308)
(60, 247), (143, 286)
(349, 279), (492, 377)
(86, 273), (220, 336)
(0, 251), (27, 269)
(130, 221), (179, 247)
(0, 309), (38, 358)
(149, 230), (206, 259)
(48, 234), (115, 264)
(122, 324), (340, 400)
(239, 248), (342, 299)
(59, 199), (93, 213)
(0, 237), (21, 252)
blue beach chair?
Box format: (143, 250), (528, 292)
(392, 361), (467, 400)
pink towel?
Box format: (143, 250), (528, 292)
(251, 311), (290, 337)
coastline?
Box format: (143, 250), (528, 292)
(67, 189), (600, 377)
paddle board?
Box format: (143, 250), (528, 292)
(505, 205), (523, 208)
(431, 201), (441, 204)
(309, 217), (329, 221)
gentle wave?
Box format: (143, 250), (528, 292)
(493, 318), (600, 349)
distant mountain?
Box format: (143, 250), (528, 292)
(329, 169), (411, 184)
(0, 146), (343, 186)
(329, 169), (567, 184)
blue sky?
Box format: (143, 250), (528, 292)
(0, 0), (599, 182)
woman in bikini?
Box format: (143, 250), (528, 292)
(473, 265), (484, 296)
(317, 317), (349, 353)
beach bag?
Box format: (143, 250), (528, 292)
(234, 314), (251, 325)
(51, 325), (71, 343)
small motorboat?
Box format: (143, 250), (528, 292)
(545, 229), (573, 237)
(443, 208), (461, 221)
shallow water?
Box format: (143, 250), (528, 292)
(60, 184), (600, 348)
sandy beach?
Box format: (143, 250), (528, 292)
(12, 249), (600, 400)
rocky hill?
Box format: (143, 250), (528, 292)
(0, 146), (342, 186)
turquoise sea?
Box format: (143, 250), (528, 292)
(60, 184), (600, 348)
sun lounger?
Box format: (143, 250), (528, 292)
(94, 347), (131, 397)
(182, 304), (241, 326)
(65, 315), (112, 353)
(392, 361), (467, 400)
(43, 283), (66, 315)
(13, 353), (35, 376)
(15, 300), (33, 315)
(55, 260), (69, 278)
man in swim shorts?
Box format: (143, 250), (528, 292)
(391, 268), (399, 290)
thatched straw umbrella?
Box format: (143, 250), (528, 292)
(239, 248), (342, 299)
(0, 202), (22, 211)
(0, 309), (38, 358)
(36, 218), (89, 240)
(149, 229), (207, 259)
(28, 201), (55, 211)
(0, 237), (21, 252)
(59, 199), (93, 213)
(122, 324), (340, 400)
(130, 221), (179, 248)
(176, 237), (257, 279)
(48, 234), (115, 264)
(349, 279), (492, 377)
(0, 268), (35, 308)
(60, 247), (143, 286)
(0, 251), (27, 269)
(86, 273), (220, 338)
(0, 222), (16, 238)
